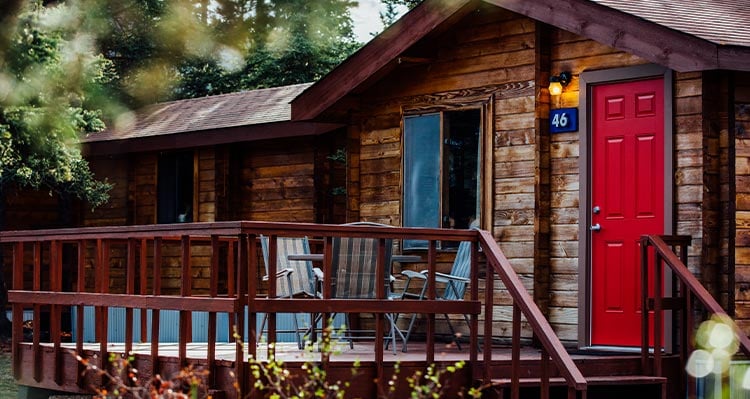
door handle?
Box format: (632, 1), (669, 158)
(590, 223), (601, 232)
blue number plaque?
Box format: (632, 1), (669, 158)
(550, 108), (578, 133)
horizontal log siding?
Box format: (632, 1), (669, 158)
(674, 72), (705, 286)
(547, 29), (647, 341)
(239, 137), (317, 223)
(735, 73), (750, 330)
(84, 156), (129, 227)
(353, 5), (537, 340)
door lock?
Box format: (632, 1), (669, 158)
(590, 223), (601, 232)
(592, 206), (601, 214)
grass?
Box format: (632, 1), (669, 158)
(0, 350), (18, 398)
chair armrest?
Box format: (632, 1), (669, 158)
(401, 269), (428, 280)
(312, 267), (324, 280)
(434, 271), (469, 283)
(262, 268), (294, 281)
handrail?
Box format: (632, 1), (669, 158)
(641, 235), (750, 396)
(478, 230), (588, 396)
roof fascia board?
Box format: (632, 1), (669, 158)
(718, 46), (750, 71)
(290, 0), (474, 121)
(81, 121), (343, 156)
(483, 0), (720, 72)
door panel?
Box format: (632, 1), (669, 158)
(591, 78), (664, 347)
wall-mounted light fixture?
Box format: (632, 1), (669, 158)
(548, 71), (572, 96)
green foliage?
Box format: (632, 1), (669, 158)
(0, 2), (112, 207)
(174, 0), (361, 97)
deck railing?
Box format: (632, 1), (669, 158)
(2, 221), (586, 398)
(641, 235), (750, 398)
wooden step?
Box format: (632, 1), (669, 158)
(489, 375), (667, 399)
(490, 375), (667, 387)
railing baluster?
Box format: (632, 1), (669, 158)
(653, 251), (663, 377)
(50, 240), (62, 385)
(179, 235), (192, 366)
(511, 303), (521, 399)
(483, 257), (494, 384)
(426, 240), (437, 365)
(125, 238), (136, 356)
(32, 241), (41, 383)
(139, 238), (148, 342)
(12, 242), (24, 381)
(268, 235), (278, 356)
(375, 237), (386, 396)
(99, 239), (110, 388)
(469, 239), (479, 367)
(151, 237), (162, 377)
(208, 235), (220, 390)
(76, 240), (86, 388)
(237, 233), (250, 397)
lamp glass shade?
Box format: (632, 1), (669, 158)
(548, 81), (563, 96)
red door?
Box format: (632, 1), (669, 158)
(590, 78), (664, 347)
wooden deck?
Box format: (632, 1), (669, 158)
(16, 340), (681, 399)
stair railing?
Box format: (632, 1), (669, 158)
(478, 230), (587, 399)
(641, 234), (750, 397)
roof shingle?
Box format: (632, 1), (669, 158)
(84, 83), (312, 143)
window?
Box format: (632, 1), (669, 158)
(157, 151), (194, 224)
(403, 109), (482, 248)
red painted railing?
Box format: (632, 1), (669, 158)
(2, 222), (587, 398)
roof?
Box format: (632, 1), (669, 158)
(83, 83), (313, 143)
(592, 0), (750, 47)
(292, 0), (750, 121)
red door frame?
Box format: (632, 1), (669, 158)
(577, 64), (674, 349)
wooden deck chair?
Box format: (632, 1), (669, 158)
(399, 238), (473, 350)
(330, 222), (404, 352)
(259, 236), (320, 349)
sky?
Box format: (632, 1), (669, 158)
(351, 0), (408, 43)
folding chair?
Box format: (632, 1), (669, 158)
(259, 236), (320, 349)
(399, 238), (473, 350)
(329, 222), (405, 353)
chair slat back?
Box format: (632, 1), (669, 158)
(261, 236), (315, 297)
(331, 236), (392, 299)
(442, 240), (472, 300)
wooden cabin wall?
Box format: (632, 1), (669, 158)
(84, 155), (130, 227)
(353, 5), (541, 339)
(735, 72), (750, 330)
(547, 30), (647, 340)
(238, 137), (317, 222)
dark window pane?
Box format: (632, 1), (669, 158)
(157, 151), (194, 224)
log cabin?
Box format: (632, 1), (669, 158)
(3, 0), (750, 398)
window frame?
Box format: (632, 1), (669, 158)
(401, 99), (493, 248)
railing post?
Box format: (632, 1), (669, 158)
(541, 346), (550, 399)
(640, 236), (650, 375)
(207, 235), (220, 391)
(653, 250), (663, 377)
(236, 233), (249, 398)
(426, 240), (437, 365)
